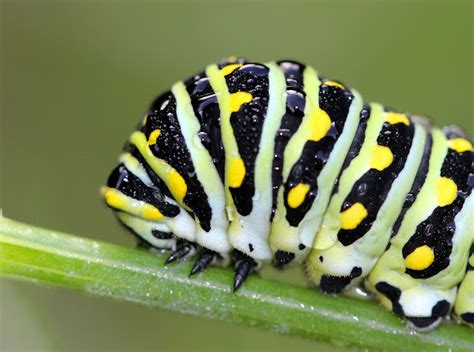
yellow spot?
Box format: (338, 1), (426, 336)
(436, 177), (458, 206)
(228, 157), (246, 188)
(385, 112), (410, 126)
(221, 64), (243, 76)
(102, 188), (126, 209)
(370, 145), (394, 171)
(448, 138), (472, 153)
(287, 183), (311, 208)
(405, 245), (435, 270)
(340, 202), (368, 230)
(142, 114), (148, 126)
(148, 129), (161, 145)
(168, 169), (187, 201)
(324, 81), (345, 90)
(308, 108), (332, 142)
(142, 204), (163, 221)
(229, 92), (253, 112)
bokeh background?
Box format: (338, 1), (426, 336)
(1, 1), (472, 351)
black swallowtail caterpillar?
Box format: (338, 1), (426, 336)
(102, 57), (473, 330)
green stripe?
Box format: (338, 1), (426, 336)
(252, 61), (287, 213)
(172, 81), (225, 200)
(454, 248), (474, 328)
(206, 64), (239, 211)
(119, 153), (154, 188)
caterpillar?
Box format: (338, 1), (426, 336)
(102, 58), (473, 331)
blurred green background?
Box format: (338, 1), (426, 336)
(1, 0), (472, 351)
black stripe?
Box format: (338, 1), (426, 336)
(271, 61), (307, 221)
(391, 128), (433, 238)
(226, 63), (270, 216)
(284, 76), (355, 227)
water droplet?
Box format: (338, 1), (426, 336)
(424, 223), (434, 235)
(357, 183), (368, 196)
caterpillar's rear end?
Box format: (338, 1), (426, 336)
(102, 58), (473, 330)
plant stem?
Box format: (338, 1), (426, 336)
(0, 216), (472, 351)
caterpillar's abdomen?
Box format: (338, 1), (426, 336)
(102, 58), (473, 330)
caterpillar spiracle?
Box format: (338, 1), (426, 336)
(102, 57), (473, 331)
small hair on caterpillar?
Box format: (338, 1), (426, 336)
(103, 57), (473, 331)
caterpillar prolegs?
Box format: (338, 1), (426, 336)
(102, 58), (473, 330)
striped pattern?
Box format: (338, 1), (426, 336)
(103, 58), (473, 330)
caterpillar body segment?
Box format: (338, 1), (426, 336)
(270, 64), (364, 266)
(305, 109), (429, 293)
(206, 61), (286, 262)
(103, 58), (473, 330)
(365, 128), (473, 329)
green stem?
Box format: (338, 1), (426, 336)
(0, 216), (472, 351)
